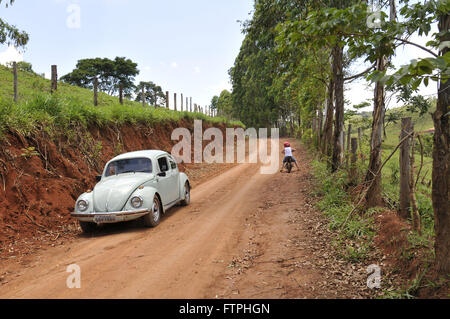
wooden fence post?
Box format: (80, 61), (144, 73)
(51, 65), (58, 93)
(399, 117), (413, 219)
(409, 133), (421, 234)
(93, 77), (98, 106)
(358, 127), (365, 164)
(166, 91), (169, 109)
(186, 97), (189, 112)
(350, 137), (358, 185)
(312, 117), (316, 133)
(13, 62), (18, 102)
(346, 124), (352, 168)
(190, 97), (192, 112)
(181, 93), (184, 111)
(119, 83), (123, 105)
(318, 110), (322, 148)
(174, 93), (177, 111)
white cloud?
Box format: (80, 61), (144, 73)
(0, 46), (24, 66)
(207, 80), (232, 95)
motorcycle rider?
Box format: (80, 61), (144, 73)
(280, 142), (299, 172)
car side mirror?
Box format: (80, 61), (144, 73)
(96, 175), (102, 182)
(157, 172), (166, 177)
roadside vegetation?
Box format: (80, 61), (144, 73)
(0, 65), (244, 141)
(303, 101), (444, 298)
(228, 0), (448, 298)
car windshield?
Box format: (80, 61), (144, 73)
(105, 158), (153, 177)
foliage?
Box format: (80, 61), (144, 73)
(6, 61), (33, 73)
(216, 90), (233, 119)
(0, 65), (244, 139)
(229, 0), (311, 129)
(134, 81), (166, 107)
(0, 0), (29, 48)
(61, 57), (139, 97)
(312, 159), (375, 263)
(210, 95), (219, 112)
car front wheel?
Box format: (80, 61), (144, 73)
(143, 195), (161, 227)
(180, 182), (190, 206)
(79, 221), (98, 234)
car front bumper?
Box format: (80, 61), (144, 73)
(71, 209), (150, 224)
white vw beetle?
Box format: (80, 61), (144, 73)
(71, 150), (190, 233)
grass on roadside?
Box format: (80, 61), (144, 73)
(311, 159), (377, 263)
(0, 64), (245, 139)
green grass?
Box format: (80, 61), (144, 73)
(0, 64), (244, 139)
(311, 159), (377, 263)
(344, 105), (435, 246)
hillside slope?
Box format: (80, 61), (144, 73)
(0, 64), (242, 256)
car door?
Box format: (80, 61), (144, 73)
(156, 156), (179, 205)
(156, 156), (172, 206)
(168, 156), (180, 201)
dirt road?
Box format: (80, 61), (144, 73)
(0, 140), (374, 298)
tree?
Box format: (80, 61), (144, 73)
(229, 0), (305, 129)
(433, 3), (449, 277)
(364, 0), (449, 276)
(61, 57), (139, 97)
(210, 95), (219, 114)
(134, 81), (166, 107)
(217, 90), (233, 118)
(6, 61), (33, 73)
(383, 109), (402, 138)
(0, 0), (29, 48)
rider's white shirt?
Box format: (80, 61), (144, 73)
(284, 147), (293, 157)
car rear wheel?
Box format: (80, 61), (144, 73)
(180, 182), (190, 206)
(79, 221), (98, 234)
(143, 195), (161, 227)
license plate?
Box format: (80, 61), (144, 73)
(94, 215), (117, 224)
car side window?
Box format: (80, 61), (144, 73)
(170, 158), (177, 170)
(158, 157), (169, 172)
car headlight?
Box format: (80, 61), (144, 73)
(131, 196), (143, 209)
(77, 199), (89, 212)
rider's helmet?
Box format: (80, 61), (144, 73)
(284, 142), (290, 148)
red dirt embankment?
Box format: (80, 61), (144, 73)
(0, 120), (235, 259)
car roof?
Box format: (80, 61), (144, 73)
(110, 150), (170, 162)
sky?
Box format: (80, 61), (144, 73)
(0, 0), (254, 108)
(0, 0), (439, 112)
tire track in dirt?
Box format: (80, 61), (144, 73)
(0, 145), (273, 298)
(0, 139), (376, 298)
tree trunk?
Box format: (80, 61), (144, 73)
(399, 118), (413, 219)
(119, 84), (123, 105)
(433, 12), (450, 276)
(409, 134), (421, 235)
(364, 0), (396, 208)
(322, 78), (335, 157)
(332, 44), (344, 172)
(364, 56), (386, 208)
